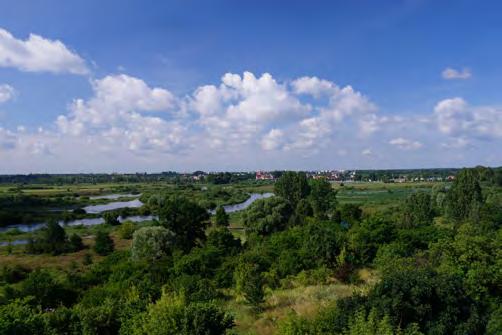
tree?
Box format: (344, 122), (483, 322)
(43, 220), (67, 254)
(339, 203), (363, 226)
(131, 226), (175, 261)
(242, 197), (292, 236)
(295, 198), (313, 217)
(445, 169), (483, 222)
(349, 216), (395, 265)
(206, 228), (241, 255)
(103, 211), (120, 226)
(309, 178), (337, 219)
(235, 262), (265, 312)
(0, 298), (45, 335)
(158, 196), (210, 252)
(214, 206), (229, 227)
(274, 171), (310, 208)
(94, 230), (114, 255)
(401, 192), (434, 228)
(19, 270), (76, 309)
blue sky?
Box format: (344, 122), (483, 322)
(0, 0), (501, 173)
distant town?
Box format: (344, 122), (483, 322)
(0, 168), (466, 185)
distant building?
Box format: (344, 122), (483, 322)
(256, 171), (274, 180)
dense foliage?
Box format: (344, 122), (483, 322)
(0, 167), (500, 334)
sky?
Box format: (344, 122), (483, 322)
(0, 0), (501, 173)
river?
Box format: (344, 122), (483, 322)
(0, 192), (274, 245)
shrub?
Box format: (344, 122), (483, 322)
(69, 233), (84, 252)
(103, 211), (120, 226)
(135, 294), (234, 335)
(94, 231), (114, 256)
(0, 298), (45, 335)
(118, 221), (136, 239)
(131, 226), (175, 261)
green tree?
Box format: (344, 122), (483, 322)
(339, 203), (363, 226)
(349, 217), (395, 265)
(131, 226), (175, 261)
(20, 270), (76, 309)
(159, 196), (210, 252)
(242, 197), (292, 236)
(295, 198), (313, 217)
(214, 206), (229, 227)
(309, 178), (337, 219)
(401, 192), (434, 228)
(206, 228), (242, 256)
(103, 211), (120, 226)
(274, 171), (310, 208)
(94, 230), (114, 255)
(445, 169), (483, 222)
(235, 262), (265, 312)
(0, 298), (45, 335)
(43, 220), (67, 254)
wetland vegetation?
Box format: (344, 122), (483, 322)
(0, 167), (500, 334)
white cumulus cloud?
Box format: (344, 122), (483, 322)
(0, 28), (88, 75)
(56, 74), (186, 153)
(434, 97), (502, 139)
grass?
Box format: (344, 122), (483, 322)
(227, 268), (378, 335)
(0, 231), (132, 271)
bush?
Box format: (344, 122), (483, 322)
(118, 221), (136, 239)
(69, 233), (84, 252)
(0, 264), (31, 284)
(0, 298), (45, 335)
(94, 231), (114, 256)
(19, 270), (77, 308)
(135, 294), (234, 335)
(103, 211), (120, 226)
(131, 226), (175, 261)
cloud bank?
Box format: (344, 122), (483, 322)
(0, 71), (500, 172)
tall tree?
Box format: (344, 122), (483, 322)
(402, 192), (434, 228)
(445, 169), (483, 222)
(274, 171), (310, 208)
(309, 178), (337, 219)
(242, 197), (292, 236)
(159, 196), (210, 252)
(43, 220), (67, 254)
(214, 206), (229, 227)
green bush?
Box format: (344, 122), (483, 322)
(131, 226), (175, 261)
(118, 221), (136, 239)
(94, 231), (114, 256)
(134, 294), (234, 335)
